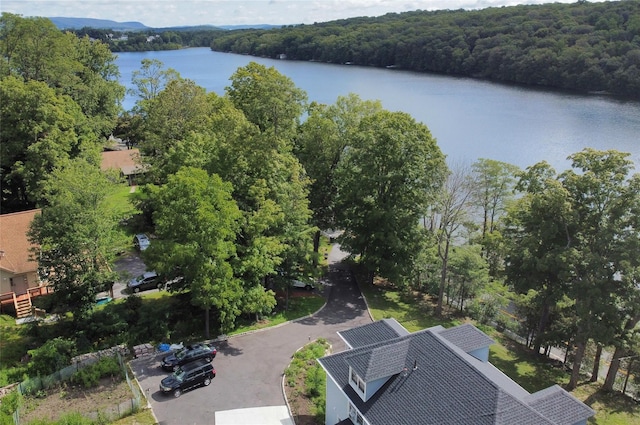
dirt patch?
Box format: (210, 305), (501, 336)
(20, 377), (134, 424)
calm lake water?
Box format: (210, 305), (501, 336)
(115, 47), (640, 171)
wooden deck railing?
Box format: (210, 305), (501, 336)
(0, 286), (53, 306)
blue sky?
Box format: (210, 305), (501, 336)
(4, 0), (582, 27)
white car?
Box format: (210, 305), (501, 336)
(291, 280), (315, 291)
(133, 233), (150, 251)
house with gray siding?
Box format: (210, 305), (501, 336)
(318, 319), (594, 425)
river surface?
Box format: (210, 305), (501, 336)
(115, 47), (640, 171)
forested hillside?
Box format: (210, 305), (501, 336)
(72, 26), (224, 52)
(210, 0), (640, 97)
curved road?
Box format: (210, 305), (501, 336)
(130, 245), (372, 425)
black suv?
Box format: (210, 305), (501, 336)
(159, 359), (215, 397)
(160, 343), (217, 371)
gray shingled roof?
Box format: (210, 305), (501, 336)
(524, 385), (595, 425)
(346, 339), (410, 381)
(338, 318), (408, 349)
(319, 323), (594, 425)
(438, 323), (495, 353)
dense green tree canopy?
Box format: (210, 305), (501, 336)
(503, 161), (578, 354)
(145, 167), (244, 335)
(503, 149), (640, 390)
(137, 76), (216, 184)
(226, 62), (308, 139)
(210, 1), (640, 96)
(0, 13), (124, 135)
(27, 160), (121, 321)
(0, 13), (124, 212)
(133, 60), (314, 305)
(296, 94), (383, 250)
(335, 110), (447, 284)
(561, 149), (640, 389)
(0, 76), (95, 212)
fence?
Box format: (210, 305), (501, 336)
(9, 345), (145, 424)
(498, 323), (639, 401)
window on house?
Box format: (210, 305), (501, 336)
(348, 403), (365, 425)
(349, 404), (356, 421)
(9, 278), (14, 287)
(349, 367), (366, 397)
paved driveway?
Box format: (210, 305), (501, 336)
(109, 252), (153, 298)
(130, 245), (372, 425)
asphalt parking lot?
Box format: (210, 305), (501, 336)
(129, 245), (372, 425)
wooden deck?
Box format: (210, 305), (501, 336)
(0, 286), (53, 318)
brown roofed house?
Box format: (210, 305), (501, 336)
(100, 148), (146, 185)
(0, 209), (51, 317)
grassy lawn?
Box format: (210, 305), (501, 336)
(110, 408), (157, 425)
(487, 331), (569, 392)
(354, 270), (640, 425)
(573, 382), (640, 425)
(355, 269), (459, 332)
(105, 184), (138, 218)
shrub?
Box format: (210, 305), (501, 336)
(28, 338), (76, 377)
(304, 364), (324, 397)
(70, 356), (122, 389)
(0, 391), (21, 424)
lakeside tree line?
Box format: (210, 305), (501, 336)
(72, 26), (224, 52)
(2, 13), (640, 395)
(209, 0), (640, 97)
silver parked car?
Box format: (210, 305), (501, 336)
(133, 233), (150, 251)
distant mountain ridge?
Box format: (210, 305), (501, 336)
(50, 17), (148, 30)
(49, 17), (281, 31)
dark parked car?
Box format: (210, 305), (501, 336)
(159, 359), (215, 397)
(161, 343), (217, 371)
(128, 271), (161, 293)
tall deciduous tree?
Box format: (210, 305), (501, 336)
(0, 76), (94, 212)
(146, 167), (244, 336)
(130, 58), (180, 106)
(503, 162), (577, 355)
(296, 94), (383, 257)
(335, 110), (446, 285)
(226, 61), (307, 139)
(429, 162), (475, 317)
(221, 66), (314, 286)
(503, 149), (640, 390)
(471, 158), (519, 238)
(0, 14), (124, 136)
(138, 77), (215, 184)
(28, 160), (121, 321)
(470, 158), (519, 275)
(561, 149), (640, 390)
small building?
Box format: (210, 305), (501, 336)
(100, 148), (146, 186)
(0, 210), (52, 317)
(318, 319), (594, 425)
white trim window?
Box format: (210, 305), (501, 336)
(349, 367), (366, 396)
(348, 402), (365, 425)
